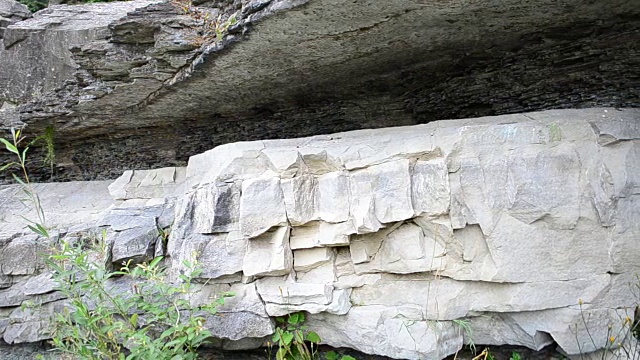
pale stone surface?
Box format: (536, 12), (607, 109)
(351, 222), (447, 275)
(3, 300), (69, 344)
(411, 158), (450, 217)
(108, 225), (158, 265)
(239, 175), (288, 237)
(256, 275), (333, 306)
(191, 182), (242, 234)
(281, 174), (318, 226)
(293, 247), (334, 271)
(243, 227), (292, 277)
(175, 232), (247, 281)
(0, 181), (113, 238)
(0, 235), (45, 275)
(350, 273), (613, 320)
(317, 171), (350, 223)
(189, 283), (274, 340)
(289, 223), (320, 249)
(307, 305), (463, 360)
(1, 109), (638, 359)
(22, 272), (55, 296)
(265, 288), (351, 317)
(0, 0), (29, 20)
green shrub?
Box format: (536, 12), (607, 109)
(47, 240), (231, 360)
(4, 128), (231, 359)
(270, 312), (321, 360)
(17, 0), (46, 12)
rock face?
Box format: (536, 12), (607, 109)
(1, 108), (638, 359)
(0, 0), (29, 40)
(0, 0), (638, 182)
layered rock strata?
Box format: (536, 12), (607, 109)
(1, 108), (639, 359)
(0, 0), (638, 181)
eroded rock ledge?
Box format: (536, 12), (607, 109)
(0, 0), (638, 181)
(1, 109), (639, 359)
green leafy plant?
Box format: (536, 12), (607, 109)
(17, 0), (46, 12)
(270, 312), (322, 360)
(1, 127), (48, 237)
(510, 351), (522, 360)
(47, 238), (231, 360)
(325, 351), (356, 360)
(32, 125), (56, 177)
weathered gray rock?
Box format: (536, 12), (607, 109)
(175, 232), (246, 281)
(281, 174), (318, 226)
(22, 271), (55, 295)
(1, 109), (639, 359)
(350, 273), (613, 321)
(0, 0), (29, 40)
(307, 306), (463, 360)
(191, 182), (242, 234)
(0, 235), (42, 275)
(293, 247), (334, 272)
(256, 276), (333, 306)
(350, 222), (447, 275)
(239, 175), (288, 237)
(0, 0), (161, 103)
(0, 0), (30, 20)
(108, 167), (186, 200)
(189, 283), (274, 340)
(3, 300), (69, 344)
(108, 225), (158, 265)
(0, 180), (113, 238)
(0, 0), (635, 184)
(167, 108), (638, 358)
(242, 227), (292, 277)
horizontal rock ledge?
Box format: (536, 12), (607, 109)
(1, 108), (639, 359)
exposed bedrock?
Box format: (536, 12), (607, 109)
(0, 0), (638, 181)
(1, 109), (639, 359)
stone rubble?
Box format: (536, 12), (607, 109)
(0, 108), (639, 359)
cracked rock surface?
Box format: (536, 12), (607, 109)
(1, 109), (638, 359)
(0, 0), (638, 182)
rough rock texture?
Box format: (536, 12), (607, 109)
(0, 0), (29, 40)
(1, 109), (638, 359)
(0, 0), (638, 182)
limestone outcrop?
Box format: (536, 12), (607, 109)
(0, 0), (638, 182)
(1, 108), (638, 359)
(0, 0), (29, 41)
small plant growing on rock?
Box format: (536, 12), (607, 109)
(270, 312), (321, 360)
(4, 128), (232, 359)
(1, 127), (48, 236)
(171, 0), (237, 46)
(573, 297), (640, 359)
(48, 239), (231, 359)
(453, 318), (477, 355)
(325, 351), (357, 360)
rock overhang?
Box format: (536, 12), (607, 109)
(107, 0), (640, 117)
(0, 0), (638, 181)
